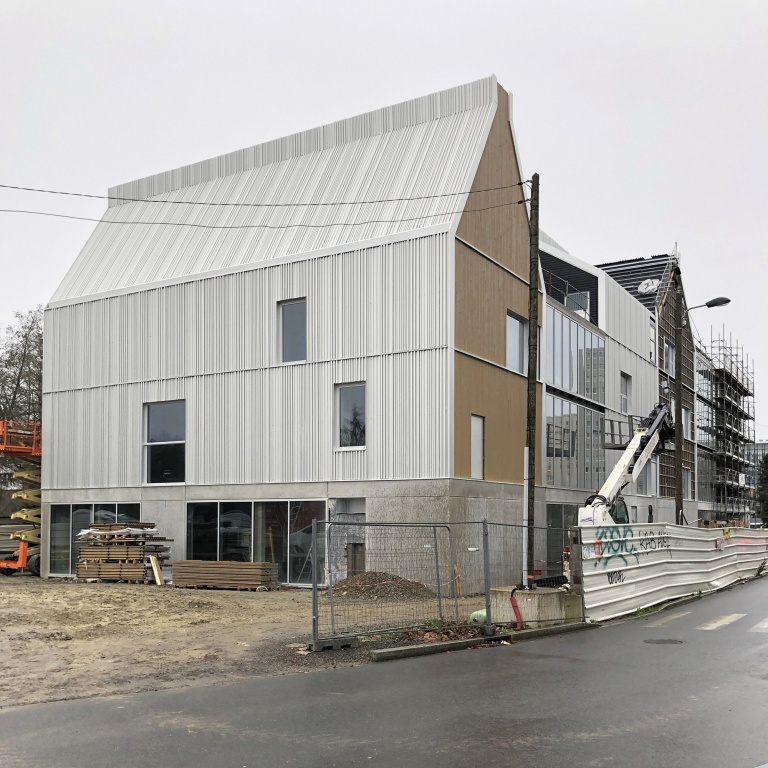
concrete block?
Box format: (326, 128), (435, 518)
(491, 586), (582, 627)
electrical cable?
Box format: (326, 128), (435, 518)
(0, 181), (529, 209)
(0, 199), (529, 230)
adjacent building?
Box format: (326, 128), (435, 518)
(701, 334), (756, 525)
(598, 254), (699, 522)
(538, 235), (669, 574)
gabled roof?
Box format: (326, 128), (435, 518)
(597, 254), (677, 312)
(52, 77), (499, 304)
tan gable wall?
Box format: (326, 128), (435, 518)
(455, 85), (530, 274)
(453, 84), (542, 483)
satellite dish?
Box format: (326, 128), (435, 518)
(637, 279), (660, 295)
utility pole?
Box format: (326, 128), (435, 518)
(673, 267), (684, 525)
(525, 173), (540, 588)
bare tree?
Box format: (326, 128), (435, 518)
(0, 307), (43, 423)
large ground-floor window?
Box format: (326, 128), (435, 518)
(186, 499), (326, 585)
(49, 503), (141, 575)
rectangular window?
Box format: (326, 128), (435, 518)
(546, 305), (555, 385)
(682, 406), (691, 440)
(664, 341), (675, 375)
(145, 400), (185, 483)
(337, 384), (366, 448)
(280, 299), (307, 363)
(506, 312), (527, 374)
(471, 415), (485, 480)
(50, 504), (72, 575)
(566, 291), (590, 319)
(48, 502), (141, 575)
(185, 499), (325, 584)
(683, 468), (692, 500)
(650, 322), (656, 363)
(620, 372), (632, 415)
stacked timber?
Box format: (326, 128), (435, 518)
(172, 560), (279, 591)
(75, 522), (172, 583)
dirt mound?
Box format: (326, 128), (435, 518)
(333, 571), (435, 600)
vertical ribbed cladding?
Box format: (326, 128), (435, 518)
(51, 78), (496, 304)
(43, 232), (451, 489)
(602, 276), (658, 418)
(107, 76), (497, 207)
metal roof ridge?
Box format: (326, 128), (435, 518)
(108, 76), (499, 207)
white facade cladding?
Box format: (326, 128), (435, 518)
(44, 233), (452, 488)
(50, 79), (497, 304)
(43, 76), (520, 577)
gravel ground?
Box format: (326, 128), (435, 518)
(0, 574), (487, 709)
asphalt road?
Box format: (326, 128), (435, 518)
(2, 578), (768, 768)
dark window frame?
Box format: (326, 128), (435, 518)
(279, 298), (308, 364)
(145, 400), (186, 484)
(337, 383), (366, 449)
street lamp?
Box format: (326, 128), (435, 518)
(672, 268), (730, 525)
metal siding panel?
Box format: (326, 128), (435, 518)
(52, 79), (496, 303)
(43, 234), (451, 489)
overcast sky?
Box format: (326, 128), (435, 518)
(2, 0), (766, 438)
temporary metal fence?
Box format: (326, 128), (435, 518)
(311, 520), (576, 648)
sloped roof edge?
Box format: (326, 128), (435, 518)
(109, 76), (499, 207)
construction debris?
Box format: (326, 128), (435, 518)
(332, 571), (436, 600)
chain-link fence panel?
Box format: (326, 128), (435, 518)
(311, 519), (580, 645)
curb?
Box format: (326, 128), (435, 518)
(369, 621), (598, 662)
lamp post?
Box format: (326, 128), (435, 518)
(672, 269), (730, 525)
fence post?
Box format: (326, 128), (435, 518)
(448, 527), (460, 623)
(326, 521), (336, 636)
(433, 526), (443, 620)
(311, 519), (319, 646)
(482, 519), (493, 636)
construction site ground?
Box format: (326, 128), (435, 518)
(0, 576), (396, 709)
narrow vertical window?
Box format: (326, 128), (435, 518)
(506, 313), (528, 375)
(337, 384), (366, 448)
(664, 341), (675, 375)
(620, 372), (632, 415)
(145, 400), (185, 483)
(280, 299), (307, 363)
(682, 406), (691, 440)
(471, 415), (485, 480)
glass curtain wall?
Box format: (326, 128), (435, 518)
(187, 500), (326, 585)
(48, 503), (141, 575)
(546, 305), (605, 404)
(546, 393), (605, 491)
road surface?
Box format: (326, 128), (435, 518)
(2, 577), (768, 767)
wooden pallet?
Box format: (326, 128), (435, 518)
(89, 522), (158, 532)
(172, 560), (279, 590)
(76, 562), (148, 581)
(79, 545), (148, 560)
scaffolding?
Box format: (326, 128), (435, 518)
(703, 330), (755, 523)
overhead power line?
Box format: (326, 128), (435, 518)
(0, 181), (529, 209)
(0, 199), (529, 231)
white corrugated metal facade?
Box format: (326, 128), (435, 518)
(44, 77), (499, 498)
(51, 78), (497, 304)
(44, 235), (452, 487)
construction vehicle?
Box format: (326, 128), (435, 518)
(577, 404), (675, 527)
(0, 421), (42, 576)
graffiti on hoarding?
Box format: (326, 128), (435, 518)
(593, 526), (639, 569)
(638, 529), (670, 552)
(607, 570), (626, 585)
